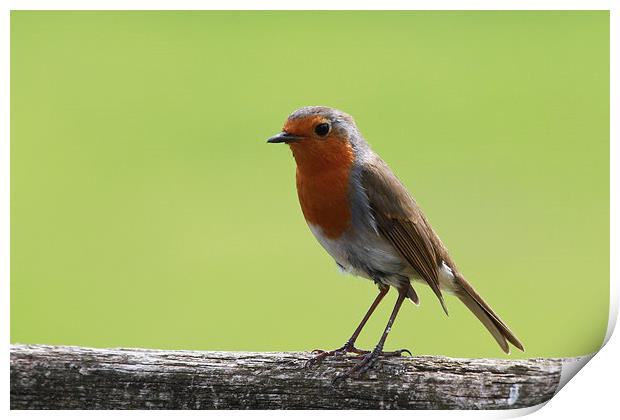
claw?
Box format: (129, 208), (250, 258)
(304, 352), (328, 368)
(305, 343), (368, 368)
(382, 348), (412, 357)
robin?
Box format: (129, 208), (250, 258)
(267, 106), (524, 379)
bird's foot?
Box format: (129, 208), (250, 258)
(332, 347), (411, 385)
(350, 348), (411, 359)
(304, 342), (370, 368)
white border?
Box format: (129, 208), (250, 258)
(3, 1), (616, 418)
(1, 2), (9, 418)
(0, 1), (615, 11)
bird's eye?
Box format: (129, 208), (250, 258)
(314, 122), (330, 137)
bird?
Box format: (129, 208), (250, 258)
(267, 106), (524, 380)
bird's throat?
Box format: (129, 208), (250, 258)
(291, 140), (355, 239)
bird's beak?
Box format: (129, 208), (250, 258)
(267, 132), (302, 144)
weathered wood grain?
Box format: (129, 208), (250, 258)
(10, 344), (573, 410)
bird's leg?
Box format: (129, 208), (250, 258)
(333, 286), (409, 383)
(305, 285), (389, 367)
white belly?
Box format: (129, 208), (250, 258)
(308, 223), (458, 292)
(308, 223), (407, 281)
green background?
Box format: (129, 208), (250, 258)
(11, 11), (609, 358)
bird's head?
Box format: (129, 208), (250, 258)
(267, 106), (367, 171)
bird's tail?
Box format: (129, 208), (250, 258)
(453, 273), (524, 354)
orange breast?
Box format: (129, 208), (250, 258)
(290, 138), (355, 239)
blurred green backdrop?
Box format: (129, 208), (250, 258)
(11, 11), (609, 358)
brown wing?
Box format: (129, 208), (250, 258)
(361, 155), (450, 314)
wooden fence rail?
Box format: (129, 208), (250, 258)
(10, 344), (581, 410)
